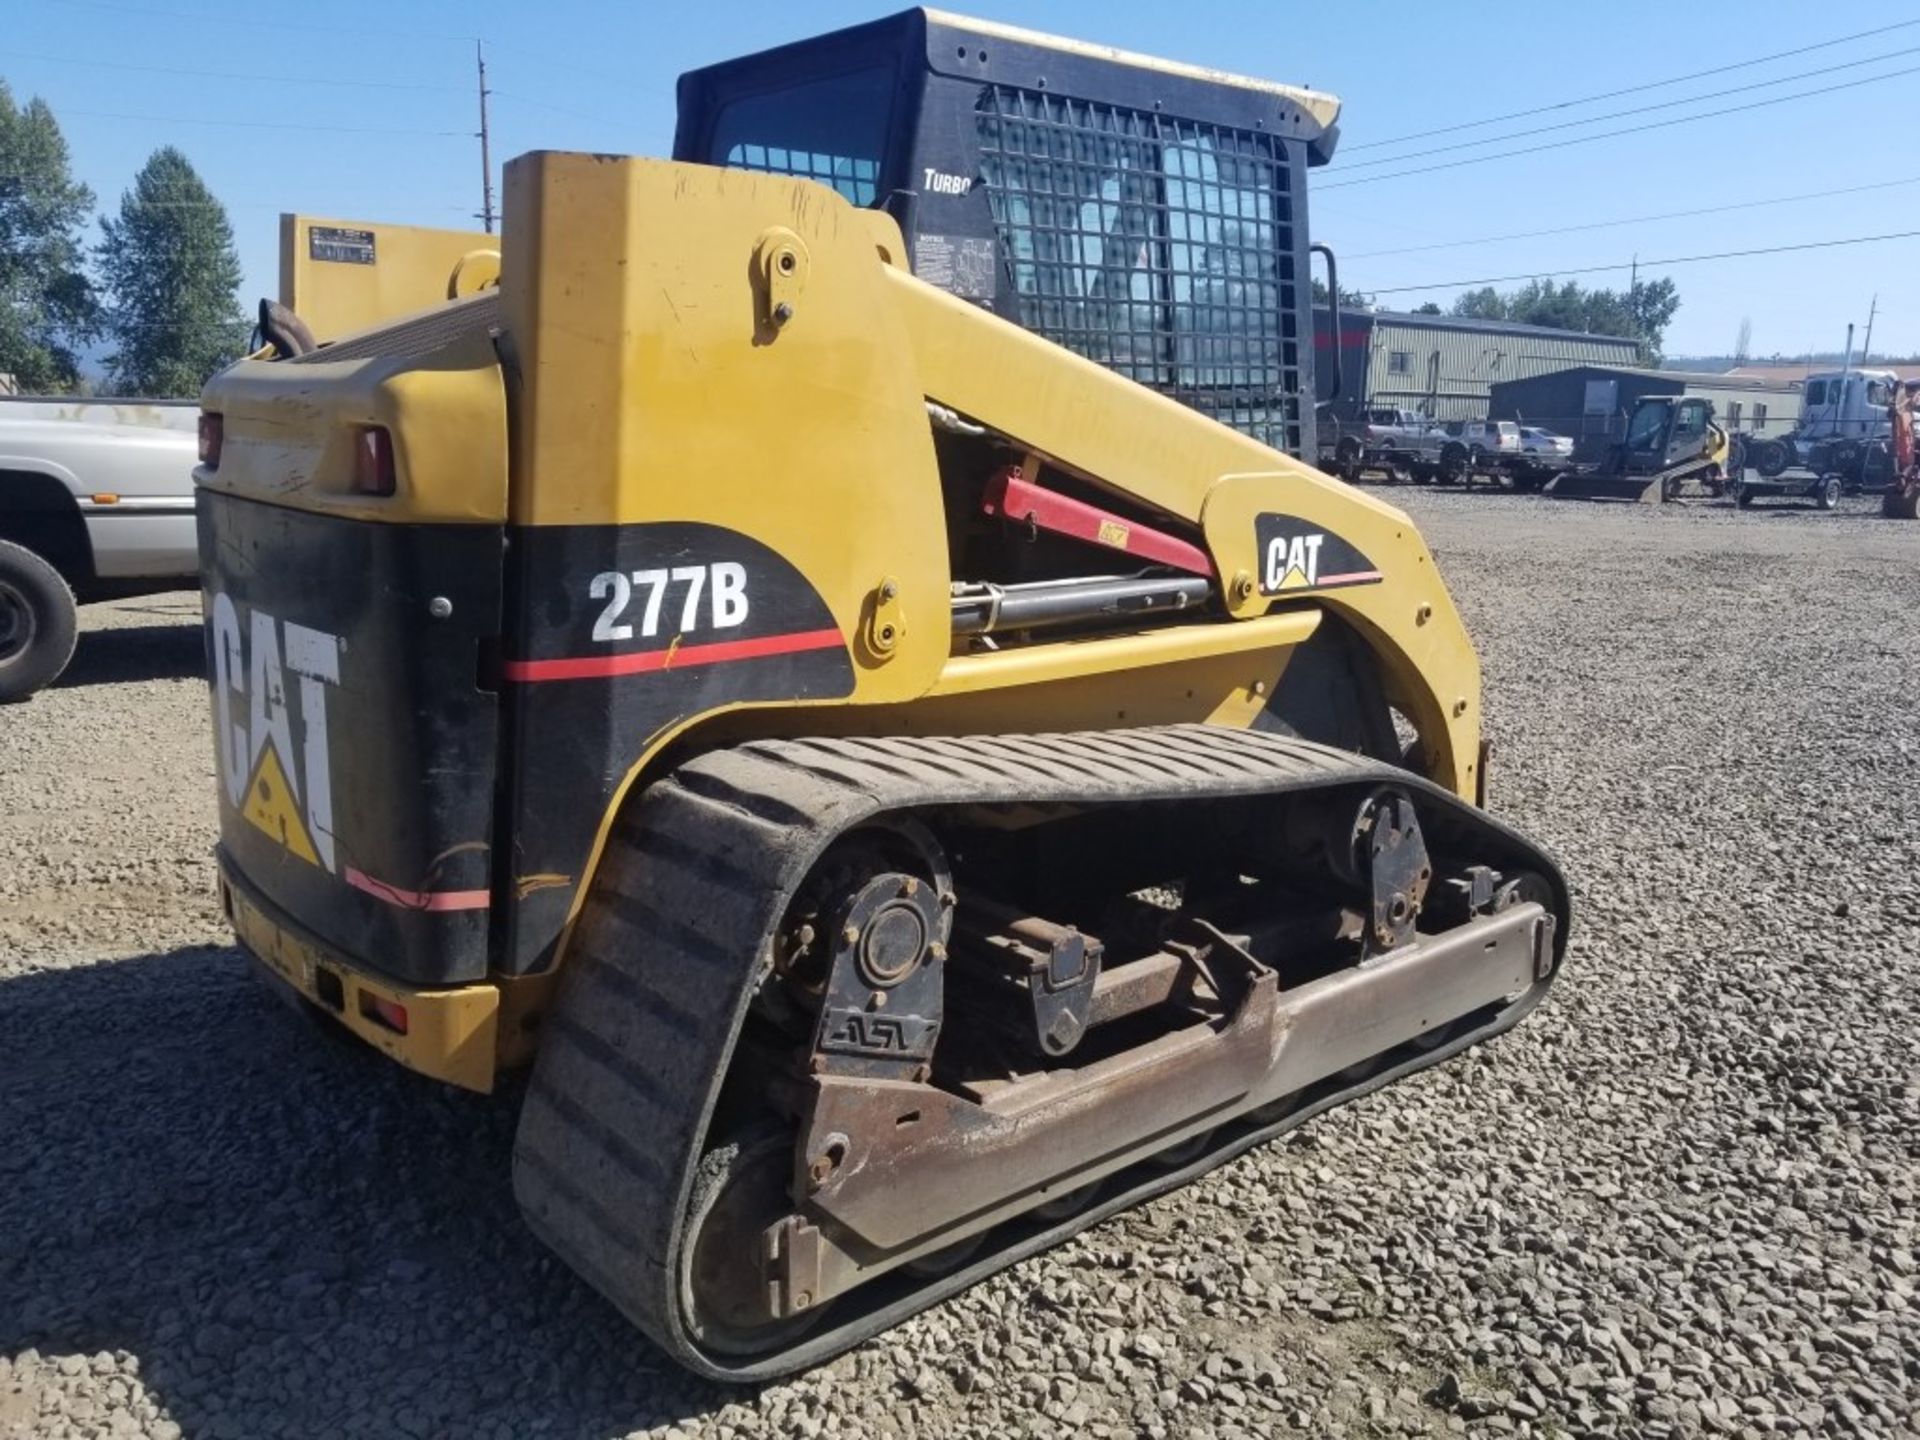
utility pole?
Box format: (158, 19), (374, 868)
(1861, 293), (1878, 366)
(1629, 254), (1641, 360)
(476, 40), (496, 234)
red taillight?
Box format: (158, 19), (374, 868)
(352, 425), (396, 497)
(359, 992), (409, 1035)
(198, 412), (223, 468)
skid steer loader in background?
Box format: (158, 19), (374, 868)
(196, 10), (1568, 1381)
(1546, 395), (1728, 503)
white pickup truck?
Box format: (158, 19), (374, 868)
(0, 396), (199, 700)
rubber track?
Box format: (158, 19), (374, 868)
(511, 726), (1569, 1381)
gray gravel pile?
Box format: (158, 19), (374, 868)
(3, 494), (1916, 1439)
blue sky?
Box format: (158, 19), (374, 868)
(8, 0), (1920, 359)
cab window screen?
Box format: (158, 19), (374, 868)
(709, 67), (892, 206)
(976, 86), (1302, 456)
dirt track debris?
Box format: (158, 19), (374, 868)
(2, 491), (1916, 1438)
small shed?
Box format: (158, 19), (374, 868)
(1487, 365), (1802, 443)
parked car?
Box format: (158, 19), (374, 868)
(0, 397), (198, 700)
(1519, 426), (1574, 461)
(1443, 419), (1522, 467)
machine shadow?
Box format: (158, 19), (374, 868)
(0, 946), (737, 1438)
(55, 623), (205, 689)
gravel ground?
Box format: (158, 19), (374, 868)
(2, 491), (1916, 1439)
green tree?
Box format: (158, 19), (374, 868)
(1622, 278), (1680, 363)
(1311, 277), (1374, 309)
(0, 84), (98, 392)
(1449, 286), (1508, 321)
(1410, 301), (1443, 315)
(1448, 276), (1681, 362)
(97, 147), (248, 397)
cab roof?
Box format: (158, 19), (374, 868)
(921, 9), (1342, 131)
(678, 8), (1341, 160)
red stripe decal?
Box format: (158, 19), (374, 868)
(344, 867), (491, 912)
(1313, 570), (1384, 587)
(503, 626), (845, 683)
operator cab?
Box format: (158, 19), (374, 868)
(1618, 396), (1715, 475)
(675, 8), (1342, 459)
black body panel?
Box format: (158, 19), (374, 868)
(201, 503), (856, 986)
(496, 522), (855, 975)
(198, 492), (504, 985)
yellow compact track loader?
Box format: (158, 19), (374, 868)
(1546, 395), (1729, 503)
(196, 11), (1568, 1381)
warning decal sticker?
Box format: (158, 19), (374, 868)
(241, 743), (319, 865)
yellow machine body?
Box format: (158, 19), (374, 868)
(197, 147), (1569, 1384)
(204, 155), (1483, 1091)
(279, 213), (498, 344)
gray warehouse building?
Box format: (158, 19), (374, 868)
(1316, 307), (1641, 421)
(1486, 365), (1802, 442)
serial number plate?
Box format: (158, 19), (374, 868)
(309, 225), (376, 265)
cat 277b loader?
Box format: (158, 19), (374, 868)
(196, 12), (1568, 1382)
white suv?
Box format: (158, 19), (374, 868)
(1444, 419), (1521, 464)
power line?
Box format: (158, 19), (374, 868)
(58, 107), (467, 138)
(1344, 19), (1916, 152)
(489, 92), (629, 128)
(493, 48), (651, 91)
(29, 0), (471, 44)
(1365, 230), (1920, 296)
(0, 47), (464, 92)
(1334, 44), (1920, 173)
(20, 0), (630, 89)
(0, 174), (469, 214)
(1319, 61), (1920, 190)
(1341, 175), (1920, 259)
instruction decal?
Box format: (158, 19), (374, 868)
(1254, 514), (1383, 595)
(914, 232), (996, 300)
(309, 225), (376, 265)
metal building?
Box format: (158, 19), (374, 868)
(1486, 364), (1802, 442)
(1315, 307), (1640, 421)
